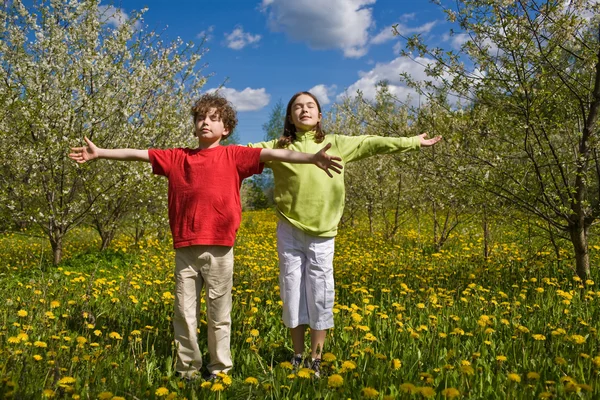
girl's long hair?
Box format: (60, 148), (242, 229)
(277, 91), (326, 148)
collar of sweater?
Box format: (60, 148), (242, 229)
(295, 130), (316, 140)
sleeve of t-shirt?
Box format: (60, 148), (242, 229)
(247, 140), (277, 168)
(148, 148), (179, 177)
(232, 146), (264, 179)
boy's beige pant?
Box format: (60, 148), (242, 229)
(173, 245), (234, 378)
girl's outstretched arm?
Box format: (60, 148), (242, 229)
(419, 133), (442, 147)
(69, 137), (150, 163)
(259, 143), (343, 178)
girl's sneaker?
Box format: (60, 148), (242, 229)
(310, 358), (322, 379)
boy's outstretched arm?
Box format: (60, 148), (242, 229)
(259, 143), (343, 178)
(69, 137), (150, 163)
(419, 133), (442, 147)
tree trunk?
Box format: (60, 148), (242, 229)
(483, 207), (490, 259)
(100, 229), (117, 251)
(50, 236), (63, 265)
(568, 223), (590, 279)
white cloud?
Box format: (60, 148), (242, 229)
(225, 26), (262, 50)
(197, 26), (215, 42)
(98, 5), (134, 28)
(207, 87), (270, 111)
(443, 32), (470, 50)
(262, 0), (376, 58)
(371, 21), (437, 45)
(338, 56), (451, 107)
(308, 84), (337, 105)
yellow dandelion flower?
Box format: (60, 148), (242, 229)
(419, 386), (436, 398)
(364, 333), (377, 341)
(564, 382), (580, 393)
(155, 387), (169, 397)
(8, 336), (20, 344)
(341, 360), (357, 370)
(555, 357), (567, 365)
(392, 359), (402, 370)
(50, 301), (60, 308)
(496, 355), (507, 362)
(250, 329), (259, 337)
(201, 381), (212, 389)
(108, 332), (122, 340)
(532, 334), (546, 341)
(362, 387), (379, 398)
(76, 337), (87, 345)
(93, 330), (102, 336)
(33, 355), (43, 361)
(328, 374), (344, 388)
(570, 335), (586, 344)
(593, 356), (600, 368)
(244, 377), (258, 385)
(551, 328), (566, 336)
(211, 383), (225, 392)
(279, 361), (293, 370)
(460, 365), (474, 375)
(578, 383), (592, 392)
(507, 373), (521, 383)
(400, 383), (417, 394)
(297, 368), (313, 379)
(538, 392), (552, 399)
(416, 303), (425, 309)
(34, 341), (47, 348)
(441, 387), (461, 398)
(323, 352), (336, 362)
(58, 377), (76, 386)
(222, 375), (232, 385)
(17, 310), (28, 317)
(42, 389), (55, 398)
(97, 392), (113, 400)
(527, 372), (540, 380)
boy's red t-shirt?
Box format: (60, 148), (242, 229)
(148, 146), (264, 248)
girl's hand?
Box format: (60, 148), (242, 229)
(69, 137), (98, 163)
(314, 143), (343, 178)
(418, 133), (442, 147)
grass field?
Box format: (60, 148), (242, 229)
(1, 210), (599, 399)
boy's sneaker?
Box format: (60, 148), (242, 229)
(202, 372), (218, 381)
(310, 358), (322, 379)
(291, 354), (303, 368)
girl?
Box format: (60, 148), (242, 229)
(249, 91), (441, 378)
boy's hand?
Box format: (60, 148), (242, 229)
(314, 143), (343, 178)
(69, 137), (98, 163)
(418, 133), (442, 147)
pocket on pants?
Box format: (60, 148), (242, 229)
(315, 274), (335, 311)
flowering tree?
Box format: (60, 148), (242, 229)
(399, 0), (600, 278)
(0, 0), (207, 263)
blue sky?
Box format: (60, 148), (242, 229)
(102, 0), (457, 144)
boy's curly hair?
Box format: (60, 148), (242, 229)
(191, 92), (238, 136)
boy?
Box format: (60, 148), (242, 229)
(69, 93), (342, 380)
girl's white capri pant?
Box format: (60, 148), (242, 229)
(276, 220), (335, 331)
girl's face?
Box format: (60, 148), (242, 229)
(290, 94), (322, 131)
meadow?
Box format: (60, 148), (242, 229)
(1, 210), (599, 399)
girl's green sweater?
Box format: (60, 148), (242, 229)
(249, 131), (420, 237)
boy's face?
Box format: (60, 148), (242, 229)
(290, 94), (322, 131)
(195, 107), (230, 148)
